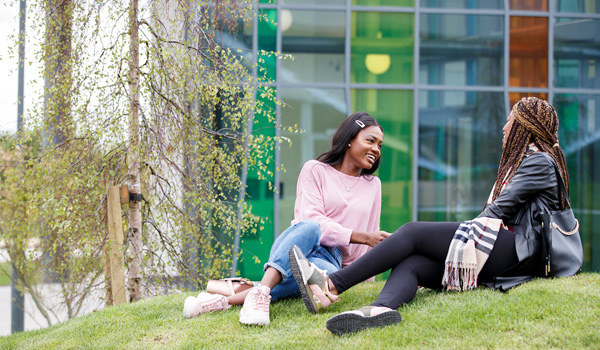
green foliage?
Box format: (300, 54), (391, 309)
(0, 262), (10, 286)
(1, 274), (599, 349)
(0, 0), (291, 323)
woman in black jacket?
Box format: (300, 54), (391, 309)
(289, 97), (572, 335)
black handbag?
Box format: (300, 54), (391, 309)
(537, 162), (583, 277)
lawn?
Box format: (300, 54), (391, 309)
(1, 273), (599, 349)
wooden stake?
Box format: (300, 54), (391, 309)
(107, 185), (127, 305)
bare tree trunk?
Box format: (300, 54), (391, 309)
(127, 0), (143, 302)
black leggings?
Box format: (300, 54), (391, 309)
(329, 222), (520, 309)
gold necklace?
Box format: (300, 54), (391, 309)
(336, 170), (361, 192)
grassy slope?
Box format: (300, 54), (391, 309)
(1, 273), (599, 350)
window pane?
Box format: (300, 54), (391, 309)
(509, 0), (548, 11)
(554, 94), (600, 271)
(352, 0), (414, 6)
(351, 12), (414, 84)
(420, 14), (504, 86)
(510, 16), (548, 87)
(422, 0), (503, 9)
(556, 0), (600, 13)
(238, 88), (277, 280)
(258, 9), (277, 82)
(278, 88), (347, 233)
(418, 91), (505, 221)
(352, 89), (413, 229)
(554, 18), (600, 89)
(281, 11), (345, 83)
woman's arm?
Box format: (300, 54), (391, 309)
(479, 152), (557, 220)
(350, 230), (390, 247)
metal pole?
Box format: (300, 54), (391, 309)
(17, 0), (25, 133)
(11, 0), (27, 334)
(11, 266), (24, 333)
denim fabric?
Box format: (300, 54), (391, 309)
(264, 220), (343, 301)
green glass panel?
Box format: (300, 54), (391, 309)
(281, 11), (345, 83)
(352, 0), (414, 6)
(422, 0), (503, 9)
(557, 0), (600, 13)
(554, 94), (600, 272)
(278, 88), (347, 234)
(420, 14), (504, 86)
(238, 88), (276, 280)
(418, 91), (504, 222)
(554, 18), (600, 89)
(351, 89), (413, 232)
(351, 12), (414, 84)
(258, 9), (277, 82)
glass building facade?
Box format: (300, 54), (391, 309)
(237, 0), (600, 280)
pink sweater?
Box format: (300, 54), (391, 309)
(291, 160), (382, 274)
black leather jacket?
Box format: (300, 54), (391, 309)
(478, 151), (561, 291)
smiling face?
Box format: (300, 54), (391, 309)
(502, 111), (516, 149)
(342, 125), (384, 174)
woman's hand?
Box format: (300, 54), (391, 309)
(350, 230), (391, 247)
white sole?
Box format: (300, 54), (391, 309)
(239, 307), (269, 326)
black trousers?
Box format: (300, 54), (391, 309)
(329, 222), (520, 309)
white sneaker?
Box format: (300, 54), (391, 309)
(183, 292), (230, 319)
(239, 286), (271, 326)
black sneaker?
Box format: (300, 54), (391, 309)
(326, 306), (401, 335)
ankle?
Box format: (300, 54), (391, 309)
(327, 278), (338, 295)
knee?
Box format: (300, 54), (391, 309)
(394, 221), (419, 235)
(300, 220), (321, 235)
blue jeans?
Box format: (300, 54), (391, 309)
(264, 220), (343, 301)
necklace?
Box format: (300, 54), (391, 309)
(336, 170), (361, 192)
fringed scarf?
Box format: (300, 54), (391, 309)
(442, 217), (503, 291)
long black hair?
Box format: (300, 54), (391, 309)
(316, 111), (383, 175)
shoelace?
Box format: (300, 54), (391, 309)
(198, 295), (226, 313)
(252, 290), (271, 312)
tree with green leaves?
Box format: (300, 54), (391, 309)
(1, 0), (288, 325)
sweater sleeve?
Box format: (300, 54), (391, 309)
(293, 162), (354, 247)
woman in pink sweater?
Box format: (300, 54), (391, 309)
(183, 112), (389, 325)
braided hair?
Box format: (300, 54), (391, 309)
(492, 97), (570, 209)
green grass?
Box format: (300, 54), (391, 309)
(1, 273), (599, 349)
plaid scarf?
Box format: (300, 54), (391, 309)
(442, 217), (502, 291)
